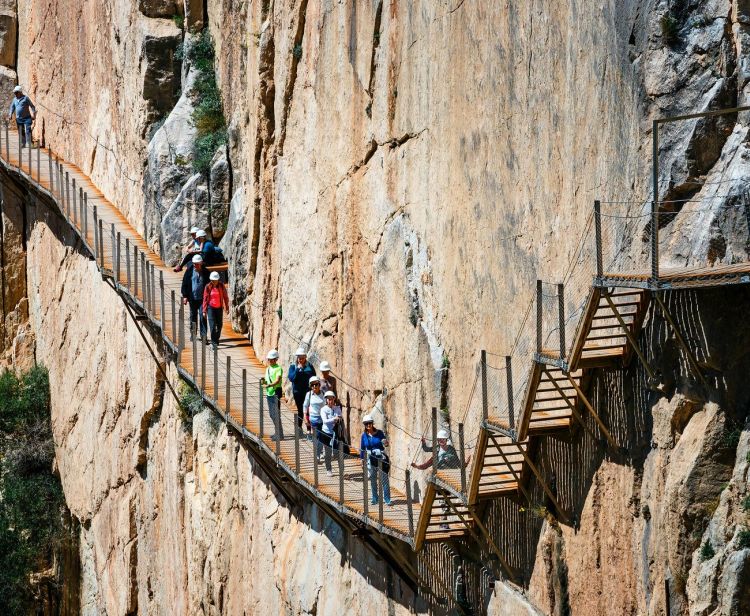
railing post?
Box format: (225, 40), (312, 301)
(213, 345), (218, 401)
(16, 127), (20, 169)
(313, 434), (319, 487)
(431, 407), (438, 476)
(133, 246), (139, 296)
(405, 469), (414, 536)
(79, 187), (84, 230)
(651, 119), (660, 285)
(36, 140), (40, 182)
(47, 147), (53, 193)
(338, 446), (345, 504)
(536, 279), (543, 354)
(71, 178), (77, 225)
(98, 218), (104, 269)
(480, 350), (488, 422)
(294, 416), (300, 475)
(178, 302), (185, 352)
(458, 423), (467, 494)
(64, 171), (70, 217)
(362, 457), (369, 517)
(242, 369), (247, 433)
(505, 355), (515, 431)
(115, 231), (121, 283)
(225, 356), (231, 423)
(558, 283), (565, 359)
(110, 223), (116, 275)
(192, 330), (198, 376)
(159, 270), (165, 325)
(27, 131), (31, 171)
(4, 121), (9, 161)
(171, 290), (177, 343)
(150, 264), (157, 316)
(200, 335), (206, 391)
(378, 467), (384, 525)
(140, 252), (146, 307)
(92, 206), (99, 260)
(259, 378), (265, 437)
(594, 200), (603, 280)
(83, 193), (89, 243)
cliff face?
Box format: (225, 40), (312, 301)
(5, 0), (750, 614)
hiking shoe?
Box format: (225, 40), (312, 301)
(370, 498), (378, 505)
(384, 499), (392, 506)
(326, 470), (333, 477)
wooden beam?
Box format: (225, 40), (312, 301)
(566, 374), (618, 449)
(414, 481), (436, 551)
(518, 362), (543, 441)
(467, 426), (488, 505)
(488, 434), (532, 505)
(543, 367), (598, 442)
(603, 292), (657, 381)
(514, 442), (568, 524)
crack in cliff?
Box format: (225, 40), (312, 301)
(277, 0), (310, 156)
(366, 1), (384, 118)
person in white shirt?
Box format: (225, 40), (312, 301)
(303, 376), (326, 459)
(320, 390), (342, 476)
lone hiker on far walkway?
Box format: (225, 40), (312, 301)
(288, 348), (316, 434)
(264, 349), (284, 441)
(8, 86), (36, 148)
(181, 254), (209, 342)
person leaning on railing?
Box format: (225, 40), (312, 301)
(263, 349), (284, 441)
(8, 86), (36, 148)
(411, 429), (471, 470)
(359, 415), (391, 506)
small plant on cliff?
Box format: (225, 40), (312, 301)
(187, 30), (228, 175)
(737, 527), (750, 549)
(0, 366), (67, 614)
(660, 13), (679, 46)
(699, 539), (716, 562)
(293, 43), (303, 60)
(173, 14), (185, 30)
(179, 381), (204, 423)
(742, 495), (750, 512)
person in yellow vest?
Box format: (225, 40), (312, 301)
(264, 349), (284, 441)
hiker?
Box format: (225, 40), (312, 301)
(288, 348), (316, 431)
(319, 361), (338, 400)
(202, 271), (229, 350)
(180, 254), (209, 342)
(264, 349), (284, 441)
(8, 86), (36, 148)
(411, 429), (470, 470)
(173, 226), (202, 272)
(359, 415), (391, 505)
(320, 390), (342, 476)
(303, 376), (326, 459)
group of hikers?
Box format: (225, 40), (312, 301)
(177, 226), (229, 350)
(173, 225), (467, 508)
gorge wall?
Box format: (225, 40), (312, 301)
(1, 0), (749, 614)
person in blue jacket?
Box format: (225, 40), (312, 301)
(8, 86), (36, 148)
(359, 414), (391, 505)
(288, 347), (316, 433)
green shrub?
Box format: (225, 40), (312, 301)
(700, 540), (716, 562)
(179, 381), (204, 422)
(660, 14), (679, 45)
(187, 31), (227, 175)
(293, 43), (303, 60)
(173, 14), (184, 30)
(742, 495), (750, 512)
(0, 366), (65, 614)
(738, 527), (750, 549)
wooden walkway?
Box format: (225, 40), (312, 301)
(0, 128), (421, 546)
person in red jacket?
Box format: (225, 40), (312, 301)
(202, 271), (229, 350)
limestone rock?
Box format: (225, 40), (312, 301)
(138, 0), (178, 19)
(0, 0), (16, 68)
(0, 64), (16, 102)
(160, 172), (210, 265)
(208, 145), (230, 240)
(138, 17), (182, 122)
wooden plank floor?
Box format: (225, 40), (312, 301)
(0, 131), (420, 543)
(602, 261), (750, 289)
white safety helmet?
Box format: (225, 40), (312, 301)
(319, 361), (331, 371)
(190, 226), (200, 234)
(196, 229), (207, 238)
(324, 390), (336, 398)
(192, 254), (203, 263)
(295, 346), (307, 356)
(362, 414), (374, 424)
(209, 271), (220, 281)
(267, 349), (279, 360)
(308, 375), (320, 385)
(437, 429), (450, 440)
(13, 85), (22, 93)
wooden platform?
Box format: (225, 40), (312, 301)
(600, 262), (750, 290)
(568, 288), (649, 371)
(0, 131), (420, 545)
(413, 482), (472, 551)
